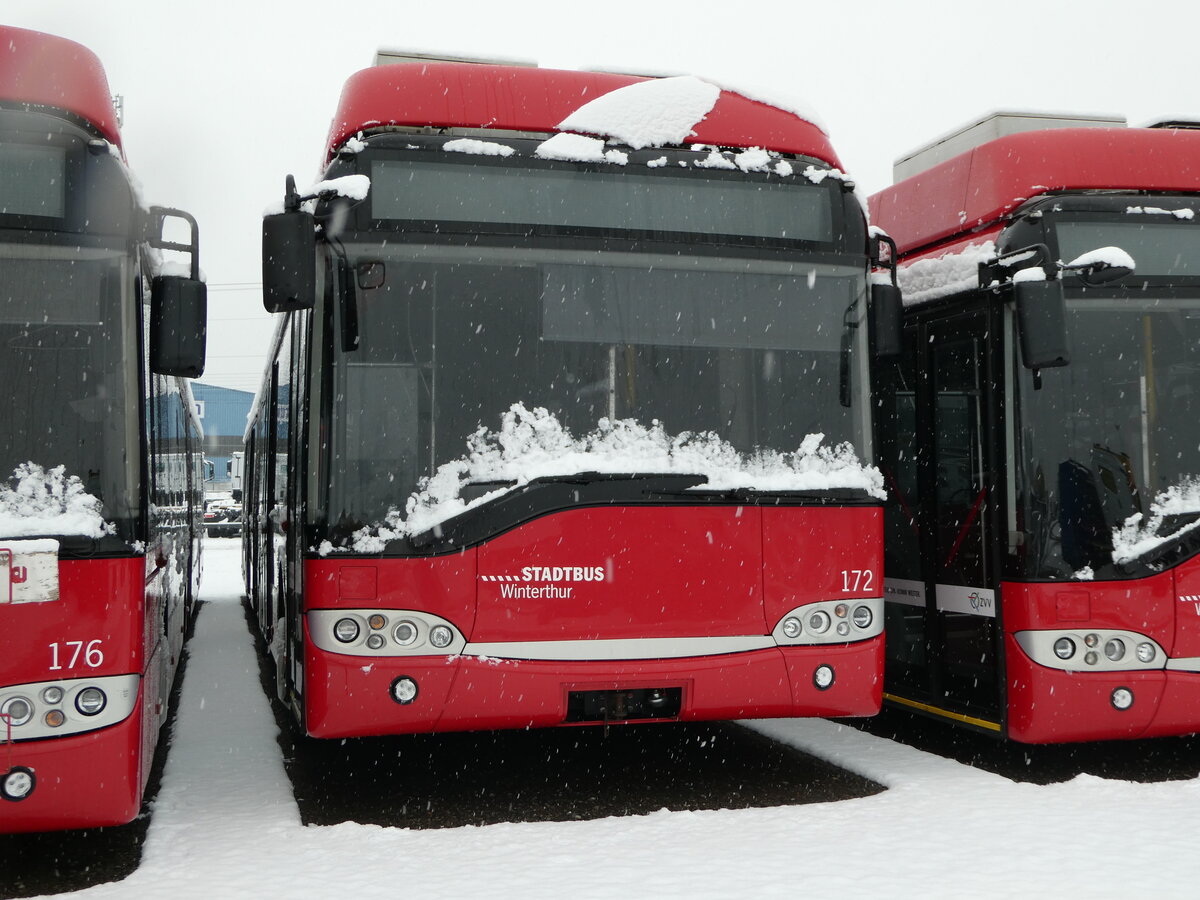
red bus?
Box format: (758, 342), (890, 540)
(0, 26), (207, 830)
(247, 57), (898, 739)
(871, 112), (1200, 741)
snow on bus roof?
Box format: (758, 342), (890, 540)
(0, 25), (122, 150)
(871, 126), (1200, 256)
(324, 63), (839, 166)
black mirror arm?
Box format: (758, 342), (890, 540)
(978, 243), (1056, 292)
(148, 207), (201, 281)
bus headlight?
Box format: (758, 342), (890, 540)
(1053, 637), (1076, 660)
(1111, 687), (1134, 710)
(781, 617), (802, 639)
(1104, 638), (1126, 662)
(75, 687), (107, 716)
(2, 767), (35, 801)
(41, 686), (64, 705)
(1137, 643), (1156, 664)
(808, 611), (831, 635)
(393, 621), (418, 646)
(429, 625), (453, 649)
(0, 696), (33, 727)
(333, 617), (360, 644)
(851, 605), (873, 629)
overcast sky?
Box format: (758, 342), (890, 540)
(9, 1), (1197, 391)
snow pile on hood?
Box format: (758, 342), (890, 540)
(557, 75), (721, 149)
(897, 241), (996, 306)
(0, 463), (112, 539)
(344, 404), (884, 552)
(1111, 478), (1200, 565)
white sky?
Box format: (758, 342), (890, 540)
(8, 0), (1198, 391)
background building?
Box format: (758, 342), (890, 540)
(191, 384), (254, 494)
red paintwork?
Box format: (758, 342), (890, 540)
(302, 504), (883, 737)
(0, 558), (151, 833)
(0, 25), (122, 149)
(872, 127), (1200, 256)
(305, 640), (882, 739)
(1004, 569), (1200, 742)
(325, 63), (838, 165)
(0, 558), (144, 686)
(762, 506), (883, 627)
(0, 690), (145, 832)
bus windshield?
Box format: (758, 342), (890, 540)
(0, 240), (140, 537)
(1014, 292), (1200, 578)
(326, 241), (867, 532)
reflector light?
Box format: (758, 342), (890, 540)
(1111, 687), (1134, 710)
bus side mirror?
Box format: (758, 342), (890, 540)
(150, 275), (207, 377)
(1015, 279), (1069, 369)
(870, 282), (903, 359)
(263, 209), (316, 313)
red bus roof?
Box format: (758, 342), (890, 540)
(0, 25), (121, 149)
(325, 63), (839, 167)
(871, 127), (1200, 256)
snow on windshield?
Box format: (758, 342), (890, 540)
(332, 404), (884, 554)
(1111, 478), (1200, 565)
(557, 75), (721, 150)
(0, 463), (112, 539)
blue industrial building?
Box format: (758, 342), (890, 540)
(191, 384), (255, 494)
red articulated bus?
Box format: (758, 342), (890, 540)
(247, 55), (897, 739)
(0, 26), (207, 830)
(872, 112), (1200, 741)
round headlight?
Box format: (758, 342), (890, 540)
(1053, 637), (1076, 660)
(41, 686), (65, 705)
(852, 605), (873, 629)
(333, 617), (360, 644)
(393, 621), (418, 646)
(75, 687), (107, 716)
(366, 633), (386, 650)
(1137, 642), (1156, 664)
(45, 710), (65, 728)
(836, 621), (850, 636)
(781, 617), (802, 639)
(808, 611), (831, 634)
(834, 603), (849, 619)
(1084, 633), (1100, 649)
(1104, 638), (1126, 662)
(0, 696), (33, 727)
(1111, 687), (1135, 710)
(1084, 651), (1099, 666)
(368, 614), (387, 631)
(2, 767), (35, 801)
(429, 625), (453, 649)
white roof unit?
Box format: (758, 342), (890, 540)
(893, 111), (1127, 182)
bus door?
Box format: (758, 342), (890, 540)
(926, 309), (1002, 717)
(881, 305), (1004, 724)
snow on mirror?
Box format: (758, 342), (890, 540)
(326, 404), (884, 554)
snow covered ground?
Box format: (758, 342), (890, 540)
(36, 540), (1200, 899)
